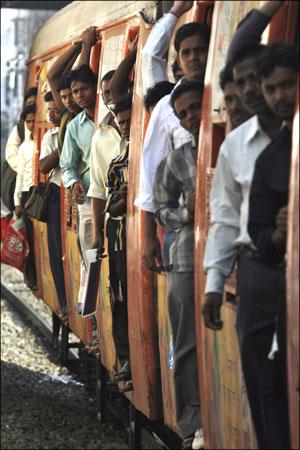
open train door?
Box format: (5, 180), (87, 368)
(194, 1), (298, 448)
(286, 91), (299, 450)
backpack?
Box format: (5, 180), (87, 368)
(1, 120), (25, 211)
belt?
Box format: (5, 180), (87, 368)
(237, 246), (261, 260)
(238, 246), (286, 268)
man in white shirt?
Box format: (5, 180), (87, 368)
(135, 0), (211, 272)
(13, 104), (37, 290)
(5, 87), (37, 171)
(39, 91), (68, 319)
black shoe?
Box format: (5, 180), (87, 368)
(113, 360), (131, 382)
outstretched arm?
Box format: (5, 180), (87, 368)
(109, 34), (138, 104)
(47, 44), (82, 112)
(227, 0), (284, 63)
(141, 0), (194, 93)
(47, 26), (98, 112)
(77, 26), (98, 68)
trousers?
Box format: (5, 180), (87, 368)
(167, 271), (200, 439)
(107, 218), (129, 363)
(236, 256), (290, 449)
(21, 191), (36, 289)
(46, 184), (67, 314)
(77, 202), (93, 268)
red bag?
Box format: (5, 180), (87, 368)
(0, 215), (29, 272)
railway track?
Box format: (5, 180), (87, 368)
(1, 280), (180, 450)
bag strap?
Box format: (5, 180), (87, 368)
(17, 120), (25, 143)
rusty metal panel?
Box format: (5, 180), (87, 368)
(157, 271), (179, 434)
(96, 230), (116, 374)
(126, 20), (163, 420)
(286, 99), (299, 450)
(60, 187), (92, 344)
(194, 1), (262, 448)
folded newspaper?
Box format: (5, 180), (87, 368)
(77, 249), (101, 317)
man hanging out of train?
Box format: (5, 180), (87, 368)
(13, 104), (37, 290)
(153, 81), (204, 449)
(201, 2), (291, 449)
(248, 42), (298, 449)
(44, 27), (98, 329)
(88, 36), (139, 361)
(135, 0), (210, 274)
(3, 87), (37, 213)
(101, 94), (133, 383)
(38, 91), (68, 322)
(219, 63), (250, 130)
(59, 41), (98, 317)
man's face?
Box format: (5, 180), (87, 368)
(178, 34), (208, 82)
(25, 112), (35, 132)
(261, 66), (297, 121)
(101, 79), (111, 106)
(25, 95), (36, 106)
(117, 108), (132, 141)
(233, 57), (268, 116)
(71, 80), (97, 109)
(174, 90), (202, 137)
(223, 81), (250, 129)
(60, 87), (80, 114)
(46, 100), (61, 126)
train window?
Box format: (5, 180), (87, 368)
(97, 31), (125, 123)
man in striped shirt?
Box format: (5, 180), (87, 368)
(153, 81), (204, 449)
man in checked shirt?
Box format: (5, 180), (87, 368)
(153, 81), (204, 449)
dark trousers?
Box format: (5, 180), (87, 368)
(167, 271), (200, 439)
(21, 191), (36, 289)
(236, 256), (290, 449)
(107, 218), (129, 364)
(46, 184), (67, 314)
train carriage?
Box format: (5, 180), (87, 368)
(16, 0), (299, 448)
(194, 1), (298, 449)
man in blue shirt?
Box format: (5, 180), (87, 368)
(60, 65), (97, 268)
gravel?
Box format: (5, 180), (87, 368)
(1, 264), (129, 450)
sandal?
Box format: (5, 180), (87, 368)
(182, 435), (194, 449)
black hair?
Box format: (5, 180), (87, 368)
(57, 76), (71, 92)
(67, 64), (98, 86)
(144, 81), (175, 111)
(20, 104), (36, 121)
(44, 91), (54, 102)
(24, 86), (37, 101)
(170, 81), (204, 115)
(101, 70), (116, 84)
(174, 22), (211, 53)
(219, 63), (234, 91)
(171, 59), (182, 82)
(114, 94), (132, 116)
(231, 44), (265, 67)
(257, 43), (298, 78)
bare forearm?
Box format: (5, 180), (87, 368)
(91, 197), (106, 244)
(108, 199), (125, 217)
(143, 211), (157, 241)
(110, 49), (137, 103)
(47, 44), (81, 111)
(39, 150), (59, 174)
(77, 43), (93, 68)
(48, 44), (81, 82)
